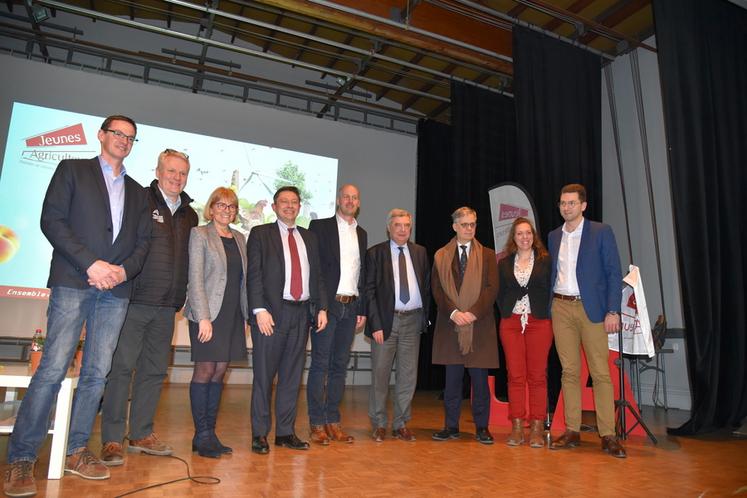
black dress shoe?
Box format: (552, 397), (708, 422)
(275, 434), (310, 450)
(252, 436), (269, 455)
(432, 428), (460, 441)
(475, 428), (494, 445)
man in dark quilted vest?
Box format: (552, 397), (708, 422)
(99, 148), (198, 466)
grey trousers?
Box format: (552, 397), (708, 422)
(368, 310), (422, 431)
(101, 303), (176, 443)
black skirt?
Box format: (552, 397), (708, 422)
(189, 236), (247, 362)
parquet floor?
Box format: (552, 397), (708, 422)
(2, 384), (746, 497)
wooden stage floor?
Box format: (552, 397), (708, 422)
(2, 384), (746, 497)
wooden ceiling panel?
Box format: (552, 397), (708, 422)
(1, 0), (656, 127)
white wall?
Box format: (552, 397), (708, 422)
(601, 38), (691, 409)
(0, 53), (417, 353)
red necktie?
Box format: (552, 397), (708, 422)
(288, 227), (302, 300)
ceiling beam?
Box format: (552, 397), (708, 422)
(252, 0), (514, 74)
(542, 0), (595, 32)
(35, 0), (452, 103)
(579, 0), (650, 47)
(510, 0), (655, 52)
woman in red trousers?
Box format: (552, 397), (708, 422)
(497, 217), (553, 448)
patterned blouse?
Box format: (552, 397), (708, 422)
(511, 251), (534, 333)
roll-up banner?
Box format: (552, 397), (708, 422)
(488, 182), (539, 260)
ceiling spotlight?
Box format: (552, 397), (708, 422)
(31, 4), (50, 23)
(335, 76), (349, 86)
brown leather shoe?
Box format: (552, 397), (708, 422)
(128, 433), (173, 456)
(529, 420), (545, 448)
(601, 435), (627, 458)
(64, 447), (110, 480)
(325, 423), (354, 443)
(310, 425), (331, 445)
(392, 426), (416, 442)
(549, 430), (581, 450)
(100, 442), (124, 467)
(506, 418), (525, 446)
(3, 461), (36, 497)
(372, 427), (386, 442)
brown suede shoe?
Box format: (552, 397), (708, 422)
(64, 447), (110, 480)
(3, 461), (36, 497)
(392, 426), (416, 442)
(325, 423), (354, 443)
(100, 442), (124, 467)
(549, 430), (581, 450)
(601, 435), (627, 458)
(128, 433), (173, 456)
(310, 425), (331, 445)
(372, 427), (386, 443)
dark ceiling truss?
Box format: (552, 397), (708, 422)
(0, 20), (420, 133)
(261, 10), (282, 53)
(31, 0), (450, 106)
(315, 39), (381, 118)
(192, 0), (218, 93)
(162, 0), (501, 95)
(497, 0), (655, 54)
(232, 0), (505, 89)
(1, 0), (658, 131)
(375, 51), (424, 102)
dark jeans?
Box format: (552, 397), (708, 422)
(307, 300), (357, 426)
(101, 303), (176, 443)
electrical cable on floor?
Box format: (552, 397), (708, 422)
(114, 453), (220, 497)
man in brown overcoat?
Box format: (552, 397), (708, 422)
(431, 206), (499, 444)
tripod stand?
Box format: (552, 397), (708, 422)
(614, 328), (657, 444)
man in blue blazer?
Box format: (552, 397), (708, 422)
(247, 186), (328, 455)
(547, 183), (627, 458)
(306, 184), (367, 445)
(5, 115), (151, 496)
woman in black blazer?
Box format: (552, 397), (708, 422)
(497, 217), (553, 448)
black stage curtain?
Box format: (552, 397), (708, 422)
(512, 26), (603, 410)
(653, 0), (747, 434)
(512, 25), (603, 230)
(415, 118), (453, 390)
(414, 85), (516, 391)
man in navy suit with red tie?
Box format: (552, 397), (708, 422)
(247, 186), (328, 455)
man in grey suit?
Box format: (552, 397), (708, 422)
(5, 115), (150, 497)
(306, 184), (367, 445)
(247, 186), (328, 455)
(365, 208), (430, 442)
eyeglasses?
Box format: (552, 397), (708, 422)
(558, 201), (581, 208)
(103, 129), (138, 143)
(458, 222), (476, 229)
(163, 148), (189, 159)
(214, 202), (238, 212)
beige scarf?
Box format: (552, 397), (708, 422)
(434, 237), (483, 355)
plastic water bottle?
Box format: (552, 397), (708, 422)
(30, 329), (44, 352)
